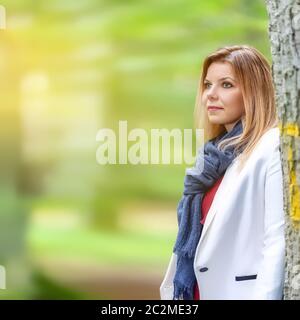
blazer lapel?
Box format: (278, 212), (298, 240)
(197, 158), (239, 248)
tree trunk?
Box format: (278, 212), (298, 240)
(265, 0), (300, 299)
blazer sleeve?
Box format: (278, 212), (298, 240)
(252, 146), (286, 300)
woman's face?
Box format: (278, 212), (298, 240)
(201, 61), (245, 132)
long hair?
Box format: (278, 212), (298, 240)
(194, 45), (278, 171)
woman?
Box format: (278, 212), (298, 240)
(159, 45), (286, 300)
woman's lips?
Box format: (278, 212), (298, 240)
(207, 106), (224, 111)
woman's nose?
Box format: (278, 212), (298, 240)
(207, 85), (218, 100)
(207, 90), (218, 100)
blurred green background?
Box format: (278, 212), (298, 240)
(0, 0), (271, 299)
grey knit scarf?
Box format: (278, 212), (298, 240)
(172, 119), (244, 300)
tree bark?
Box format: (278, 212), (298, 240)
(265, 0), (300, 299)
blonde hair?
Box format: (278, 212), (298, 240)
(194, 45), (279, 172)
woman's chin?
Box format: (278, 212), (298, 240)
(207, 117), (225, 126)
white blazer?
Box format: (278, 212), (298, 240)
(160, 127), (285, 300)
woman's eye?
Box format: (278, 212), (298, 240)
(204, 82), (232, 89)
(223, 82), (232, 88)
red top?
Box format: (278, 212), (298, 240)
(193, 175), (224, 300)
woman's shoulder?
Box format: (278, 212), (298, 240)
(253, 127), (281, 167)
(239, 127), (280, 168)
(258, 127), (280, 151)
(262, 126), (279, 140)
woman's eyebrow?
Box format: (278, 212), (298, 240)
(204, 77), (236, 82)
